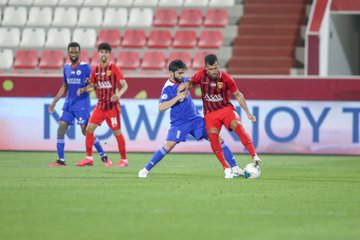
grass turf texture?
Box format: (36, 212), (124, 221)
(0, 152), (359, 240)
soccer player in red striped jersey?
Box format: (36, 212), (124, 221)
(76, 42), (128, 167)
(178, 54), (261, 171)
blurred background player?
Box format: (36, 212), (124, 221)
(138, 59), (247, 179)
(48, 42), (108, 167)
(178, 54), (261, 167)
(76, 42), (128, 167)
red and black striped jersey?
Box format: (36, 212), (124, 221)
(191, 69), (238, 115)
(90, 62), (124, 111)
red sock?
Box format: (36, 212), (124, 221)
(234, 124), (256, 157)
(208, 132), (230, 169)
(115, 134), (127, 159)
(86, 132), (94, 157)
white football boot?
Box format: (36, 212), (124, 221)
(224, 168), (233, 179)
(138, 168), (149, 178)
(231, 166), (245, 178)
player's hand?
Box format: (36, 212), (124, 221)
(177, 83), (187, 93)
(176, 90), (188, 100)
(247, 113), (256, 123)
(77, 88), (84, 96)
(48, 102), (55, 113)
(110, 94), (120, 102)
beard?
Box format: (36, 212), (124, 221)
(70, 56), (79, 64)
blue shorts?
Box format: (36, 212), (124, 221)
(166, 117), (208, 143)
(59, 109), (90, 126)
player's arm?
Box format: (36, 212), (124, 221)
(232, 90), (256, 123)
(159, 90), (189, 112)
(111, 79), (128, 102)
(48, 83), (68, 113)
(77, 82), (95, 96)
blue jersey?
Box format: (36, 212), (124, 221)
(159, 77), (202, 126)
(62, 61), (91, 112)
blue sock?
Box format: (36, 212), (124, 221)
(221, 141), (237, 168)
(57, 138), (65, 161)
(94, 137), (106, 157)
(145, 147), (168, 171)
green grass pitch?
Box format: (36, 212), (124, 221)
(0, 151), (359, 240)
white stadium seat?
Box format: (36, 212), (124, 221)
(159, 0), (183, 6)
(33, 0), (59, 6)
(8, 0), (33, 5)
(72, 28), (97, 48)
(0, 49), (13, 69)
(0, 28), (20, 47)
(58, 0), (84, 6)
(103, 8), (128, 27)
(108, 0), (133, 6)
(184, 0), (208, 7)
(209, 0), (234, 7)
(45, 28), (71, 48)
(20, 28), (46, 48)
(83, 0), (109, 6)
(133, 0), (158, 6)
(1, 7), (27, 26)
(128, 8), (153, 27)
(77, 8), (103, 27)
(27, 7), (53, 27)
(52, 7), (78, 27)
(0, 0), (8, 5)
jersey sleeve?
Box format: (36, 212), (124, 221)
(114, 65), (125, 81)
(159, 86), (175, 103)
(63, 67), (67, 83)
(224, 73), (238, 93)
(190, 71), (203, 84)
(90, 67), (96, 84)
(85, 64), (91, 78)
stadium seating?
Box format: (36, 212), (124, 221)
(2, 7), (27, 26)
(116, 51), (140, 70)
(96, 29), (121, 48)
(168, 51), (192, 68)
(0, 28), (20, 47)
(192, 51), (213, 69)
(204, 9), (228, 27)
(209, 0), (234, 7)
(66, 50), (90, 63)
(83, 0), (108, 6)
(13, 50), (38, 69)
(45, 28), (71, 48)
(153, 9), (178, 27)
(184, 0), (208, 7)
(90, 50), (116, 67)
(0, 49), (13, 69)
(133, 0), (158, 6)
(147, 30), (172, 48)
(33, 0), (59, 6)
(179, 9), (203, 27)
(72, 28), (97, 48)
(198, 30), (223, 48)
(172, 30), (197, 48)
(52, 7), (78, 27)
(108, 0), (133, 6)
(39, 50), (65, 69)
(78, 8), (103, 27)
(103, 8), (128, 27)
(121, 29), (146, 48)
(128, 8), (153, 27)
(8, 0), (33, 5)
(159, 0), (183, 7)
(27, 7), (53, 27)
(141, 51), (166, 70)
(58, 0), (84, 6)
(20, 28), (46, 48)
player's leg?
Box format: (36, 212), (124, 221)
(138, 141), (177, 178)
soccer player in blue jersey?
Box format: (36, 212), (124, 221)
(48, 42), (110, 167)
(138, 60), (246, 178)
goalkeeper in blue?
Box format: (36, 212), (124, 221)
(138, 60), (247, 178)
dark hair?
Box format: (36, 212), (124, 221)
(205, 54), (218, 66)
(68, 42), (80, 51)
(98, 42), (112, 52)
(168, 59), (187, 72)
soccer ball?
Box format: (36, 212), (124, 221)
(244, 163), (261, 179)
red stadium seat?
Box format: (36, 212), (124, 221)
(204, 9), (228, 27)
(116, 51), (140, 70)
(39, 50), (64, 69)
(153, 9), (178, 27)
(121, 29), (146, 48)
(179, 9), (203, 27)
(13, 50), (38, 69)
(167, 51), (192, 68)
(198, 30), (223, 48)
(192, 51), (214, 70)
(147, 30), (172, 48)
(141, 51), (166, 70)
(172, 30), (197, 48)
(97, 29), (121, 48)
(90, 50), (116, 67)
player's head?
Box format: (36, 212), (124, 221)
(205, 54), (220, 79)
(67, 42), (81, 64)
(168, 59), (187, 83)
(97, 42), (112, 64)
